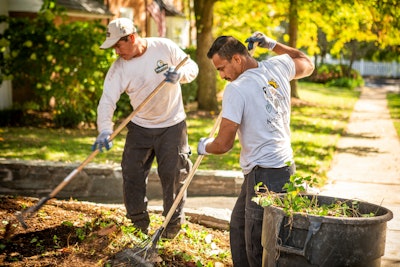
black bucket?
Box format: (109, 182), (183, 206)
(261, 195), (393, 267)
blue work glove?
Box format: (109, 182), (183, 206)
(245, 31), (277, 51)
(164, 66), (181, 84)
(92, 130), (113, 152)
(197, 137), (214, 155)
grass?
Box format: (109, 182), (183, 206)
(290, 83), (360, 184)
(0, 82), (360, 186)
(387, 92), (400, 138)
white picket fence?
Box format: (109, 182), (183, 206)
(324, 58), (400, 78)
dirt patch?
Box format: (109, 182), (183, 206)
(0, 196), (232, 267)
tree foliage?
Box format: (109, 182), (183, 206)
(213, 0), (399, 61)
(210, 0), (399, 99)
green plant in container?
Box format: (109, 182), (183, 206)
(252, 164), (393, 267)
(253, 171), (374, 218)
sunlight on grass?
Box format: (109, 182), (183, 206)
(387, 92), (400, 138)
(0, 82), (360, 186)
(290, 82), (359, 183)
(42, 151), (69, 161)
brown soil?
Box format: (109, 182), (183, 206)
(0, 196), (232, 267)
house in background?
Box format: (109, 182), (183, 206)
(6, 0), (190, 47)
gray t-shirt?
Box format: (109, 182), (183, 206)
(222, 54), (295, 174)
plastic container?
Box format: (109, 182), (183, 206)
(261, 195), (393, 267)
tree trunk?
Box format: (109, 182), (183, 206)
(288, 0), (299, 98)
(347, 40), (358, 78)
(194, 0), (218, 111)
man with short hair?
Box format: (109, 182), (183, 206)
(93, 18), (198, 238)
(197, 32), (314, 266)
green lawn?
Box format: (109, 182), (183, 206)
(290, 83), (359, 183)
(387, 92), (400, 138)
(0, 82), (360, 186)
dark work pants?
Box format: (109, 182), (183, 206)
(230, 164), (295, 267)
(121, 120), (192, 231)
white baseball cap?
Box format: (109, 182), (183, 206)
(100, 18), (137, 49)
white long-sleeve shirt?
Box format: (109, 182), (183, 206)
(97, 37), (198, 133)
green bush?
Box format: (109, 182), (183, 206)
(114, 93), (132, 123)
(53, 106), (85, 128)
(327, 77), (364, 89)
(307, 63), (364, 89)
(0, 2), (115, 128)
(181, 46), (198, 105)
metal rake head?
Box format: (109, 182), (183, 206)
(109, 228), (163, 267)
(110, 246), (158, 267)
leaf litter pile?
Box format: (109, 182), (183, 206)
(0, 195), (232, 267)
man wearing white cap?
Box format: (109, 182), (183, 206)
(93, 18), (199, 238)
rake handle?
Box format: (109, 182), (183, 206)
(161, 112), (223, 229)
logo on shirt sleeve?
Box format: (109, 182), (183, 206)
(154, 60), (169, 73)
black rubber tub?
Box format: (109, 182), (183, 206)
(261, 195), (393, 267)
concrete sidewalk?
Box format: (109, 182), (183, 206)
(320, 84), (400, 266)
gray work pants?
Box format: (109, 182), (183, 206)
(230, 164), (295, 267)
(121, 120), (192, 231)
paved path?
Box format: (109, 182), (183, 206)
(321, 82), (400, 266)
